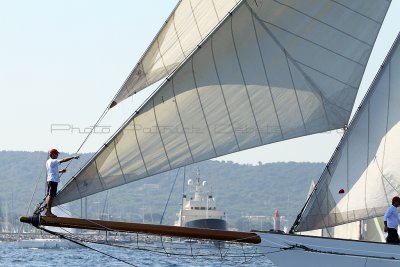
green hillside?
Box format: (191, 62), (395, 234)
(0, 151), (325, 231)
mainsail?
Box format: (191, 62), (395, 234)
(55, 0), (391, 205)
(294, 32), (400, 232)
(110, 0), (240, 107)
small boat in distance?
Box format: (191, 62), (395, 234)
(174, 169), (227, 231)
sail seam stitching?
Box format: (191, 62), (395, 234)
(171, 78), (195, 163)
(156, 38), (169, 77)
(251, 8), (284, 139)
(113, 139), (127, 184)
(94, 160), (106, 191)
(189, 0), (203, 40)
(133, 119), (149, 176)
(330, 0), (384, 25)
(191, 58), (218, 157)
(210, 30), (241, 151)
(259, 18), (366, 67)
(273, 0), (373, 47)
(211, 0), (220, 21)
(152, 98), (172, 169)
(230, 11), (263, 144)
(249, 2), (351, 126)
(172, 12), (186, 58)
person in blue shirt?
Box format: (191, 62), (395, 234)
(384, 196), (400, 244)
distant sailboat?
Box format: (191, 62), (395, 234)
(20, 0), (400, 266)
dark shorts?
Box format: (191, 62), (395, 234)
(386, 228), (400, 244)
(47, 181), (58, 197)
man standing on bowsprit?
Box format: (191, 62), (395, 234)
(45, 148), (79, 217)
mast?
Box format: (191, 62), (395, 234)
(20, 215), (261, 244)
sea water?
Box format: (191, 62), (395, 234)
(0, 242), (276, 267)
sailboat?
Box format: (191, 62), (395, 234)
(20, 0), (400, 266)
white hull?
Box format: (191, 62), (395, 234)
(17, 238), (80, 249)
(256, 231), (400, 267)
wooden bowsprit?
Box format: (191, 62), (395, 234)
(20, 215), (261, 244)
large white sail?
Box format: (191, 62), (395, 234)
(55, 0), (390, 205)
(110, 0), (240, 107)
(294, 33), (400, 232)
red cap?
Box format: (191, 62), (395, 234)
(49, 148), (59, 155)
(392, 196), (400, 204)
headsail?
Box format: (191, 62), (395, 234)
(110, 0), (240, 107)
(294, 32), (400, 232)
(55, 0), (391, 205)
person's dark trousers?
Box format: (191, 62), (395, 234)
(386, 228), (400, 244)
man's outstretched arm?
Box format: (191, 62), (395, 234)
(60, 155), (79, 163)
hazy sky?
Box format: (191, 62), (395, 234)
(1, 1), (399, 165)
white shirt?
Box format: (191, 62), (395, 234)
(384, 205), (399, 229)
(46, 158), (61, 182)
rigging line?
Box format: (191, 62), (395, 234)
(292, 60), (355, 114)
(94, 160), (106, 191)
(102, 191), (109, 217)
(289, 243), (400, 261)
(58, 105), (110, 186)
(374, 157), (400, 195)
(293, 59), (358, 91)
(37, 227), (139, 267)
(251, 11), (284, 139)
(20, 153), (48, 234)
(284, 50), (307, 134)
(364, 103), (371, 217)
(160, 168), (181, 224)
(263, 234), (400, 259)
(49, 230), (265, 260)
(54, 204), (123, 233)
(345, 137), (350, 224)
(72, 237), (238, 259)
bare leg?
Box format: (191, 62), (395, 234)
(45, 195), (56, 217)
